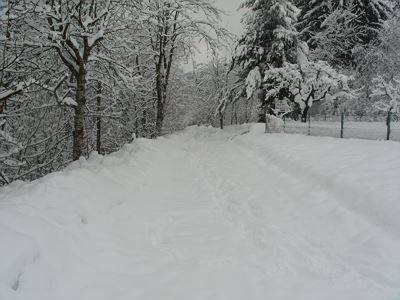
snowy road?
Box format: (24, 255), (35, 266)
(1, 124), (400, 300)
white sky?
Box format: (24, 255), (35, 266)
(183, 0), (245, 69)
(215, 0), (245, 36)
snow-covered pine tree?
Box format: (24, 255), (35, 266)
(296, 0), (333, 43)
(353, 0), (393, 43)
(296, 1), (359, 66)
(235, 0), (301, 120)
(297, 0), (393, 51)
(305, 5), (364, 66)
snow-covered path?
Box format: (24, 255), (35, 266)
(1, 124), (400, 300)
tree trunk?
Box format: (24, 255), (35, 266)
(386, 108), (392, 141)
(0, 102), (5, 130)
(155, 69), (164, 136)
(301, 105), (310, 123)
(73, 72), (86, 161)
(96, 81), (102, 154)
(340, 111), (344, 138)
(230, 104), (234, 125)
(73, 103), (85, 161)
(245, 99), (249, 123)
(234, 102), (238, 125)
(219, 112), (224, 130)
(134, 105), (139, 138)
(142, 110), (147, 137)
(155, 98), (164, 137)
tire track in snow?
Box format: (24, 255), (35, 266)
(175, 128), (400, 294)
(232, 134), (400, 239)
(178, 133), (354, 280)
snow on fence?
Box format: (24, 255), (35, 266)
(280, 114), (400, 142)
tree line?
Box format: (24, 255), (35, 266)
(0, 0), (227, 185)
(219, 0), (400, 125)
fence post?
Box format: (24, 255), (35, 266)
(340, 112), (344, 139)
(283, 115), (286, 131)
(307, 115), (311, 136)
(386, 109), (392, 141)
(265, 114), (269, 133)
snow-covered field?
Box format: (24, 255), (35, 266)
(284, 120), (400, 141)
(1, 124), (400, 300)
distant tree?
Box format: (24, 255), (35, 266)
(142, 0), (227, 136)
(183, 57), (230, 128)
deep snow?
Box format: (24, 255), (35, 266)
(1, 124), (400, 300)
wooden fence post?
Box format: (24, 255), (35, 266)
(340, 112), (344, 139)
(307, 115), (311, 136)
(386, 109), (392, 141)
(283, 115), (286, 131)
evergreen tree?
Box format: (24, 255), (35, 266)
(354, 0), (393, 43)
(236, 0), (300, 71)
(297, 2), (363, 67)
(234, 0), (302, 119)
(296, 0), (333, 44)
(297, 0), (393, 48)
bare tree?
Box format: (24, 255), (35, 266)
(142, 0), (227, 136)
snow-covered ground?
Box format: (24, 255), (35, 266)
(1, 124), (400, 300)
(284, 120), (400, 141)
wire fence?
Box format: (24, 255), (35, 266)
(282, 113), (400, 142)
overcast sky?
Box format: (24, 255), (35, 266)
(183, 0), (245, 68)
(215, 0), (245, 36)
